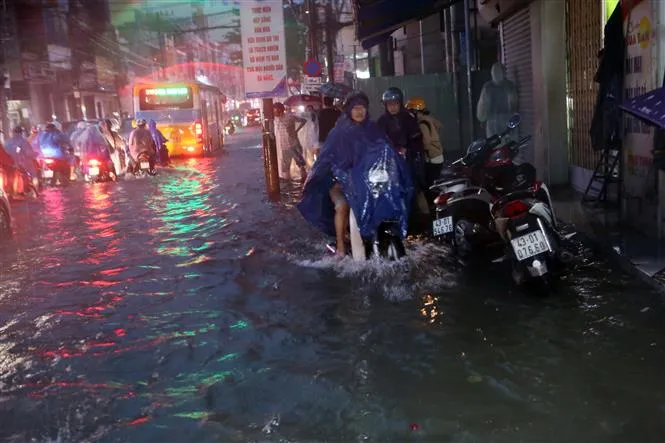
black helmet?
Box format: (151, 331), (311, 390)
(45, 122), (57, 131)
(381, 87), (403, 105)
(13, 126), (24, 135)
(343, 91), (369, 110)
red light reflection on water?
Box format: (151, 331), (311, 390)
(37, 336), (167, 360)
(127, 415), (151, 426)
(41, 189), (65, 227)
(81, 184), (121, 269)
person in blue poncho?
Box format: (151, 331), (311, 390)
(297, 91), (414, 257)
(148, 119), (169, 165)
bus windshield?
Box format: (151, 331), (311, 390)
(138, 86), (194, 111)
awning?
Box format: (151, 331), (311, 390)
(620, 87), (665, 130)
(355, 0), (462, 50)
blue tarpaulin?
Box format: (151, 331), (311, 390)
(297, 115), (413, 239)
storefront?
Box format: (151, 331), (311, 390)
(621, 0), (658, 234)
(500, 7), (535, 165)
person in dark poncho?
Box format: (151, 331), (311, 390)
(377, 87), (430, 226)
(297, 91), (413, 257)
(318, 96), (341, 145)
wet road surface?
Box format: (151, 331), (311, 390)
(1, 127), (665, 442)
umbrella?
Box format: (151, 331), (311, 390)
(320, 82), (353, 99)
(619, 86), (665, 129)
(283, 94), (321, 108)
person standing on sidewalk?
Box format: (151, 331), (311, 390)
(318, 97), (341, 148)
(406, 97), (444, 189)
(297, 105), (320, 171)
(274, 102), (308, 182)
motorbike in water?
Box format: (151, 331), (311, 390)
(41, 156), (71, 186)
(131, 152), (156, 176)
(83, 157), (116, 183)
(430, 114), (530, 260)
(225, 122), (235, 135)
(326, 212), (405, 261)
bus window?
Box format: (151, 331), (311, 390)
(138, 86), (194, 111)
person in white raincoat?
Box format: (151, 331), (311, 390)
(74, 124), (114, 175)
(476, 62), (518, 138)
(297, 105), (319, 171)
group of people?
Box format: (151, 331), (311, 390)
(0, 117), (170, 197)
(293, 87), (446, 257)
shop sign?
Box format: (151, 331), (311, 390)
(95, 56), (115, 89)
(240, 0), (287, 98)
(622, 0), (656, 187)
(22, 62), (55, 82)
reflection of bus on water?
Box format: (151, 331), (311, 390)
(132, 82), (224, 157)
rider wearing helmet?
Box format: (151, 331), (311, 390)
(127, 118), (157, 173)
(406, 97), (444, 190)
(38, 122), (76, 181)
(5, 126), (40, 184)
(377, 87), (429, 223)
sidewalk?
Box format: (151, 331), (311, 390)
(552, 188), (665, 291)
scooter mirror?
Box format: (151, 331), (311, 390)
(507, 114), (521, 129)
(467, 139), (485, 155)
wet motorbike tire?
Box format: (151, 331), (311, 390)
(452, 219), (474, 259)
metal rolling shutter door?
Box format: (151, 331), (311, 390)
(502, 7), (534, 164)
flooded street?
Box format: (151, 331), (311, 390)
(2, 127), (665, 442)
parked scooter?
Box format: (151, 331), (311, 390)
(491, 182), (561, 286)
(430, 114), (530, 259)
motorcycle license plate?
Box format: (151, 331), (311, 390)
(140, 162), (149, 170)
(89, 167), (99, 176)
(511, 230), (550, 261)
(43, 170), (54, 178)
(432, 216), (453, 236)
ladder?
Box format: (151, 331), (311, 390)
(582, 148), (621, 206)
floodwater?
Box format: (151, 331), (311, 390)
(1, 127), (664, 443)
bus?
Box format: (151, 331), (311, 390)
(132, 81), (224, 157)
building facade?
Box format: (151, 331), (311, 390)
(2, 0), (122, 129)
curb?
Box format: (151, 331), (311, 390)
(560, 211), (665, 294)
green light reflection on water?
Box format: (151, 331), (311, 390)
(230, 320), (249, 329)
(171, 323), (217, 338)
(173, 411), (209, 420)
(146, 175), (212, 259)
(217, 352), (238, 362)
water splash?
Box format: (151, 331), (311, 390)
(294, 240), (457, 301)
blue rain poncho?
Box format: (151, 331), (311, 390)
(38, 129), (71, 159)
(149, 119), (167, 147)
(297, 114), (413, 239)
